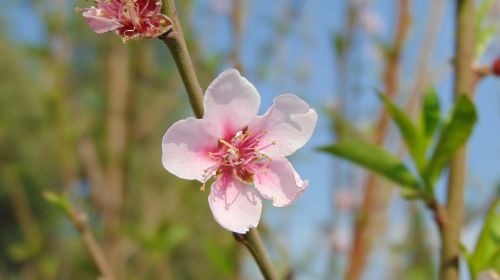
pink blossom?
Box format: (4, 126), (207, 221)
(162, 69), (317, 233)
(78, 0), (172, 41)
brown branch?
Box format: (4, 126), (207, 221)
(346, 1), (410, 279)
(63, 201), (116, 280)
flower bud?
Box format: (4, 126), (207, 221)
(492, 57), (500, 76)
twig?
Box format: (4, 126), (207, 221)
(440, 1), (475, 279)
(233, 229), (279, 280)
(70, 210), (117, 280)
(45, 193), (116, 280)
(346, 1), (410, 279)
(160, 1), (278, 279)
(160, 0), (204, 119)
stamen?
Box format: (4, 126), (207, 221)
(219, 139), (236, 151)
(258, 140), (276, 152)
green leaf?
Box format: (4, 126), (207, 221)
(468, 199), (500, 279)
(421, 87), (441, 139)
(332, 33), (346, 57)
(476, 0), (494, 28)
(425, 94), (477, 184)
(475, 0), (498, 59)
(43, 191), (71, 215)
(318, 140), (421, 198)
(476, 24), (499, 59)
(378, 93), (425, 171)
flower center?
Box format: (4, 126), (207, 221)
(200, 129), (275, 191)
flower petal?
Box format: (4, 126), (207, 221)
(254, 158), (308, 207)
(249, 94), (317, 157)
(82, 9), (123, 34)
(162, 118), (219, 181)
(208, 174), (262, 233)
(204, 69), (260, 137)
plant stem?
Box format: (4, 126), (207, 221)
(160, 2), (278, 279)
(64, 205), (116, 280)
(160, 0), (204, 118)
(234, 229), (279, 280)
(441, 1), (475, 279)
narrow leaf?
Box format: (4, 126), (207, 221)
(318, 140), (421, 197)
(422, 87), (441, 139)
(378, 93), (424, 170)
(43, 191), (71, 215)
(425, 94), (477, 184)
(469, 199), (500, 279)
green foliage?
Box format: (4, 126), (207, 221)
(43, 191), (71, 215)
(378, 93), (425, 171)
(320, 91), (477, 201)
(424, 95), (477, 185)
(332, 33), (347, 58)
(421, 87), (441, 141)
(468, 199), (500, 279)
(475, 0), (500, 59)
(318, 140), (421, 198)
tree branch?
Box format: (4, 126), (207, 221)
(440, 1), (475, 279)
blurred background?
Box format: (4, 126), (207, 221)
(0, 0), (499, 279)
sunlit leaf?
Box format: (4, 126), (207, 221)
(378, 93), (425, 171)
(421, 87), (441, 140)
(425, 95), (477, 184)
(318, 140), (421, 198)
(43, 191), (71, 215)
(475, 0), (499, 59)
(468, 199), (500, 279)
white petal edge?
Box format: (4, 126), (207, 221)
(162, 118), (219, 181)
(254, 157), (308, 207)
(82, 9), (123, 34)
(208, 174), (262, 234)
(203, 69), (260, 137)
(248, 94), (318, 158)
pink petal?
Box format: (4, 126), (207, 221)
(162, 118), (219, 181)
(208, 173), (262, 233)
(82, 9), (123, 34)
(204, 69), (260, 137)
(254, 158), (308, 207)
(248, 94), (317, 158)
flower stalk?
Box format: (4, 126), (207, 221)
(160, 0), (204, 118)
(160, 1), (279, 278)
(234, 229), (279, 280)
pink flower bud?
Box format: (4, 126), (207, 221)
(77, 0), (172, 41)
